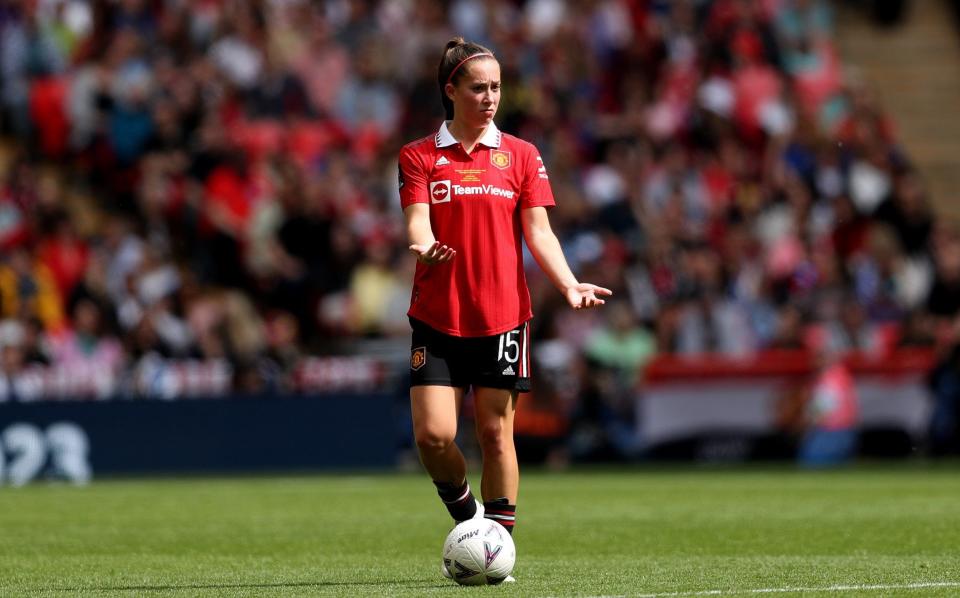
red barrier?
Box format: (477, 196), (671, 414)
(644, 349), (935, 384)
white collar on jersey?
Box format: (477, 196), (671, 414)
(435, 121), (502, 149)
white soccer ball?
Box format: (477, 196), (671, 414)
(442, 518), (516, 585)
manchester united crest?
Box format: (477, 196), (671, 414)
(490, 150), (511, 170)
(411, 347), (426, 371)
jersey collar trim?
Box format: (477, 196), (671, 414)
(435, 121), (502, 149)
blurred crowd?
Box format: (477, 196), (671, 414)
(0, 0), (958, 452)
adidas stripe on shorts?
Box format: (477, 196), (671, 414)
(409, 317), (531, 392)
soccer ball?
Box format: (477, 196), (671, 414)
(442, 518), (515, 585)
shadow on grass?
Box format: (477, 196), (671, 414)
(33, 579), (448, 593)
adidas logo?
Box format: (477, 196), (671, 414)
(436, 155), (450, 166)
(501, 365), (515, 375)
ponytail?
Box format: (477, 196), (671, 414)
(437, 37), (496, 120)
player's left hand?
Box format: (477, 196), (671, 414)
(565, 283), (612, 310)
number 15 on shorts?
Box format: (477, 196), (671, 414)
(498, 330), (520, 364)
(496, 322), (528, 377)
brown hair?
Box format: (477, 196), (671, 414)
(437, 37), (496, 120)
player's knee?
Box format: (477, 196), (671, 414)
(477, 422), (511, 456)
(414, 427), (456, 454)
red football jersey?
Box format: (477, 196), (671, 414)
(399, 122), (555, 337)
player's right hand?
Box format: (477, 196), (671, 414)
(565, 283), (612, 310)
(409, 241), (456, 265)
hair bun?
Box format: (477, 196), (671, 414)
(445, 36), (465, 52)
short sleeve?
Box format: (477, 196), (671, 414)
(398, 145), (428, 209)
(519, 143), (556, 209)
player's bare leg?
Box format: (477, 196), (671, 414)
(411, 385), (464, 481)
(473, 386), (518, 534)
(411, 385), (479, 522)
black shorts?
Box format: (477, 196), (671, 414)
(409, 318), (532, 392)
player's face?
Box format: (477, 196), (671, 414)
(448, 59), (501, 127)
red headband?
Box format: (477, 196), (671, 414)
(446, 52), (494, 86)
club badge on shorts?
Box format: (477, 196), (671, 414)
(411, 347), (426, 371)
(490, 150), (511, 170)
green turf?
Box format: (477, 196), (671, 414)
(1, 466), (958, 597)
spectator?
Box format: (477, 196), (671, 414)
(0, 246), (64, 331)
(584, 300), (657, 387)
(768, 304), (807, 350)
(926, 229), (960, 323)
(347, 234), (404, 337)
(49, 297), (124, 375)
(798, 346), (859, 466)
(927, 323), (960, 456)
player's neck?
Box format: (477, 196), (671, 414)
(448, 120), (490, 154)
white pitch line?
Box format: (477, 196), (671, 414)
(575, 580), (960, 598)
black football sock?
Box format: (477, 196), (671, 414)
(483, 497), (516, 534)
(434, 479), (477, 522)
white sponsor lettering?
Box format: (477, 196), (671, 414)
(452, 184), (515, 199)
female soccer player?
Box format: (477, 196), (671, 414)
(398, 37), (611, 581)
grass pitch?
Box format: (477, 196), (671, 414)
(0, 466), (958, 597)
